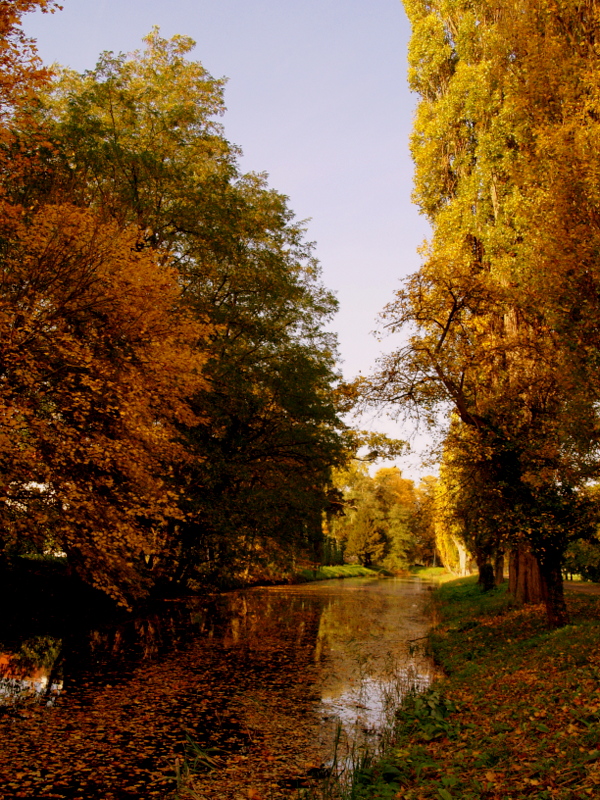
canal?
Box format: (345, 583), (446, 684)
(0, 576), (432, 799)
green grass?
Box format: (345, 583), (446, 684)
(296, 564), (380, 581)
(333, 576), (600, 799)
(410, 565), (455, 583)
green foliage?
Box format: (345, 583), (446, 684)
(0, 28), (349, 601)
(397, 690), (458, 742)
(410, 565), (452, 582)
(321, 535), (345, 566)
(9, 635), (62, 671)
(297, 564), (379, 582)
(563, 538), (600, 583)
(349, 579), (600, 799)
(329, 465), (418, 570)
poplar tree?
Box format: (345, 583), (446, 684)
(365, 0), (600, 626)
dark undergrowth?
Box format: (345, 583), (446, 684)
(0, 557), (123, 644)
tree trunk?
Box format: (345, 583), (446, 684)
(478, 562), (495, 591)
(452, 535), (469, 576)
(508, 546), (544, 603)
(539, 553), (570, 628)
(509, 546), (569, 627)
(476, 550), (494, 591)
(494, 550), (505, 585)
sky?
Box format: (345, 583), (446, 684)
(23, 0), (433, 479)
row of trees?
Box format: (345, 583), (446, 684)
(0, 5), (351, 604)
(360, 0), (600, 626)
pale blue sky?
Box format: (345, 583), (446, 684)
(23, 0), (432, 477)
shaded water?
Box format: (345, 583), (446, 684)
(0, 577), (432, 799)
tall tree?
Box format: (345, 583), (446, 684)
(37, 30), (347, 587)
(0, 11), (219, 604)
(363, 0), (600, 626)
(411, 475), (438, 567)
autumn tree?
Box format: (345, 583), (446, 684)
(34, 30), (347, 587)
(330, 464), (417, 570)
(410, 475), (438, 567)
(0, 11), (216, 605)
(0, 202), (210, 604)
(0, 1), (57, 117)
(434, 426), (508, 588)
(363, 0), (600, 626)
(372, 467), (417, 571)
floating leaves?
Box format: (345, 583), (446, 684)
(0, 581), (432, 799)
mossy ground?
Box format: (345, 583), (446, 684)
(351, 577), (600, 800)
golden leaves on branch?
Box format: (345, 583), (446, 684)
(0, 201), (211, 604)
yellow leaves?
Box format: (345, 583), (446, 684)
(379, 0), (600, 586)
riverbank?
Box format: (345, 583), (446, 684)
(0, 557), (384, 629)
(352, 576), (600, 799)
(295, 564), (389, 582)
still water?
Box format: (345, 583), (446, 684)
(0, 577), (432, 799)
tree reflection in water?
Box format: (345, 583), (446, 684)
(0, 636), (63, 708)
(0, 577), (432, 799)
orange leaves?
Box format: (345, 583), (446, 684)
(0, 1), (59, 114)
(0, 200), (212, 604)
(0, 22), (349, 603)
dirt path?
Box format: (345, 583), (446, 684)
(564, 580), (600, 595)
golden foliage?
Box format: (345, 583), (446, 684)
(0, 202), (210, 604)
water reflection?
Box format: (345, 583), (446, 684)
(0, 577), (432, 799)
(282, 578), (434, 752)
(0, 635), (63, 707)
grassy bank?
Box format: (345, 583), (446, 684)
(410, 566), (454, 583)
(296, 564), (385, 581)
(348, 576), (600, 799)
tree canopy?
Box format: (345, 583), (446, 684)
(362, 0), (600, 626)
(0, 17), (349, 603)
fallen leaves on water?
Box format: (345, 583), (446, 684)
(0, 595), (333, 800)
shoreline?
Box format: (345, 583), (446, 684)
(344, 576), (600, 799)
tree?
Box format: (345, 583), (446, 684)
(362, 0), (600, 626)
(410, 475), (438, 567)
(0, 1), (58, 121)
(372, 467), (416, 571)
(330, 464), (417, 570)
(35, 30), (347, 588)
(0, 202), (208, 604)
(329, 464), (381, 567)
(434, 426), (510, 589)
(0, 3), (219, 605)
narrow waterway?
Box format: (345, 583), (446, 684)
(0, 577), (432, 799)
